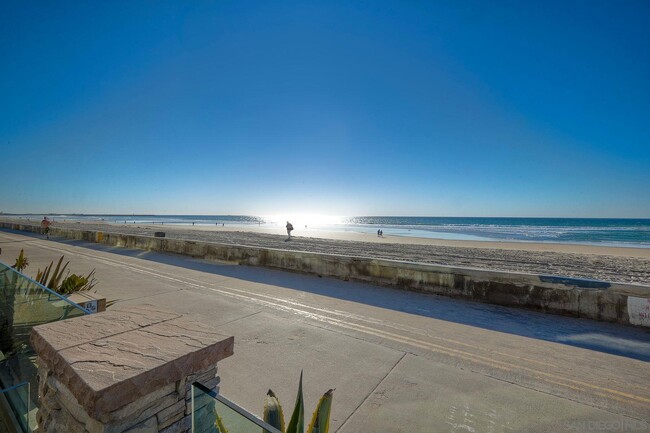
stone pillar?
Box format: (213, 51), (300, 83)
(30, 305), (234, 433)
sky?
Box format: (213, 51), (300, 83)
(1, 1), (649, 217)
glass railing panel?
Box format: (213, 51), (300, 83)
(191, 383), (282, 433)
(0, 260), (89, 432)
(0, 260), (89, 361)
(0, 382), (31, 433)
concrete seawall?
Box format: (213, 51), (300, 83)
(3, 222), (649, 328)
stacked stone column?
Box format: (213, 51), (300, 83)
(30, 305), (233, 433)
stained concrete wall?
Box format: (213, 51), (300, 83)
(3, 222), (649, 327)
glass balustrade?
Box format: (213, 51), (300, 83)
(191, 382), (282, 433)
(0, 261), (89, 432)
(0, 382), (30, 433)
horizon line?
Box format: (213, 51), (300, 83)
(2, 212), (650, 220)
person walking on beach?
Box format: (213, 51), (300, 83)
(41, 216), (51, 239)
(286, 221), (294, 240)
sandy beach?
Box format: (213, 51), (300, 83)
(3, 217), (649, 285)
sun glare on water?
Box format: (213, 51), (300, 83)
(263, 214), (344, 228)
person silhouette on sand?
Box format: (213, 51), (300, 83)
(286, 221), (294, 240)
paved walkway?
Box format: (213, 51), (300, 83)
(1, 229), (649, 432)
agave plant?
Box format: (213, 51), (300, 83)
(213, 372), (333, 433)
(263, 372), (334, 433)
(35, 255), (69, 290)
(11, 249), (29, 272)
(58, 270), (98, 294)
(35, 255), (97, 294)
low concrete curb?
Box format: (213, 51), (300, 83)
(3, 222), (649, 328)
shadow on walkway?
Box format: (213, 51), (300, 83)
(4, 228), (650, 362)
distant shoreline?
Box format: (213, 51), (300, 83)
(4, 214), (650, 249)
(1, 216), (649, 284)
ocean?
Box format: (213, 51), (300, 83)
(9, 214), (650, 248)
(345, 217), (650, 247)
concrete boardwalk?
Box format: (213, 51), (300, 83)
(1, 229), (649, 433)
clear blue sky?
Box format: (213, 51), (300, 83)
(1, 1), (648, 217)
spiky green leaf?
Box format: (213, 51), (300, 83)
(264, 389), (285, 433)
(286, 371), (304, 433)
(37, 261), (52, 286)
(306, 389), (334, 433)
(47, 256), (69, 290)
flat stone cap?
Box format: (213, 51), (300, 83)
(31, 304), (234, 417)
